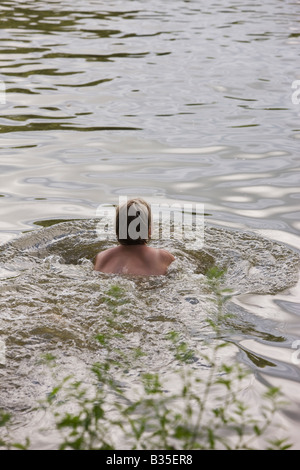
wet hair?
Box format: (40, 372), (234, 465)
(115, 198), (152, 245)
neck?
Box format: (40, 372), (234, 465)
(119, 243), (147, 249)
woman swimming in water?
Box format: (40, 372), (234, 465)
(94, 198), (175, 276)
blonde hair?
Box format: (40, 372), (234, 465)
(115, 198), (152, 245)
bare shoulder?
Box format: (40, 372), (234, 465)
(94, 247), (119, 270)
(95, 246), (116, 260)
(158, 248), (175, 264)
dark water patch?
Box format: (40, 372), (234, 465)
(0, 123), (143, 133)
(1, 219), (298, 295)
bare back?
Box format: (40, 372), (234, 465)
(94, 245), (175, 276)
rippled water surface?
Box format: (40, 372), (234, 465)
(0, 0), (300, 449)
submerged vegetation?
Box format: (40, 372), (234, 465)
(0, 268), (292, 450)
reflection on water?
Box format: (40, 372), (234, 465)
(0, 0), (300, 449)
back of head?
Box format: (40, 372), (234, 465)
(115, 198), (152, 246)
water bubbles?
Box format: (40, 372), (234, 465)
(0, 219), (299, 431)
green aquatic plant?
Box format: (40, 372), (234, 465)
(0, 410), (29, 450)
(0, 271), (292, 450)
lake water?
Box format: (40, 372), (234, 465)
(0, 0), (300, 449)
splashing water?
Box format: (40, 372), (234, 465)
(0, 220), (299, 447)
